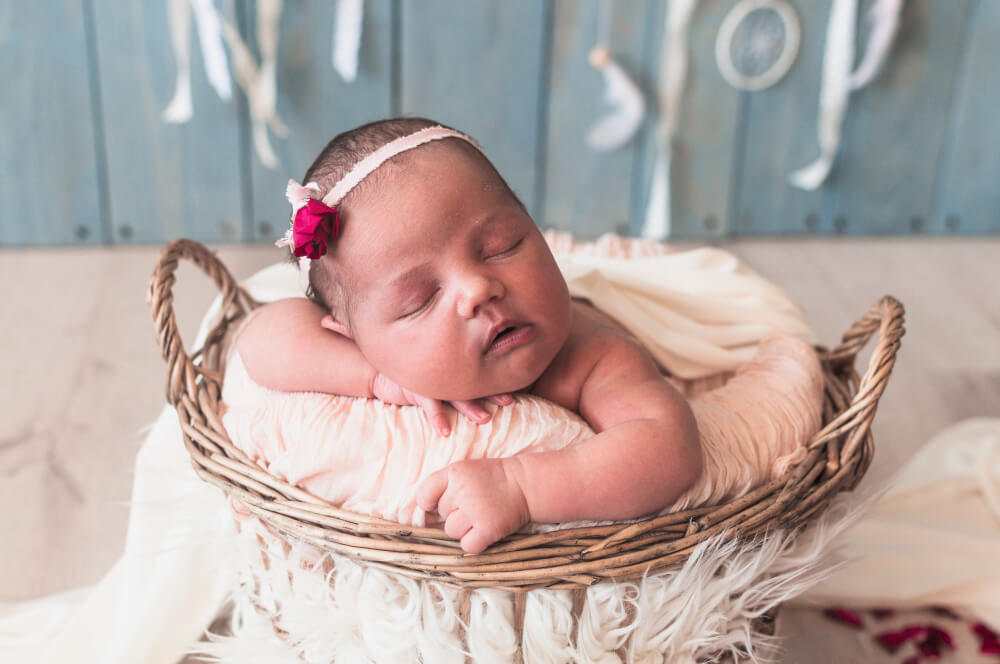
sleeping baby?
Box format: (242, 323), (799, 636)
(237, 117), (702, 554)
(235, 117), (820, 555)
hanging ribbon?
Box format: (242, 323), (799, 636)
(163, 0), (193, 122)
(849, 0), (905, 90)
(332, 0), (364, 83)
(190, 0), (232, 100)
(162, 0), (286, 168)
(216, 0), (289, 168)
(789, 0), (857, 190)
(162, 0), (232, 123)
(586, 0), (646, 151)
(642, 0), (699, 240)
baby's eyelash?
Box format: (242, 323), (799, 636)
(486, 238), (523, 258)
(402, 289), (438, 318)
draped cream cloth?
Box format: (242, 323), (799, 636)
(792, 417), (1000, 629)
(2, 238), (996, 664)
(220, 328), (820, 530)
(556, 247), (817, 379)
(0, 407), (236, 664)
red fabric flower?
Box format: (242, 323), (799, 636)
(973, 622), (1000, 655)
(292, 199), (339, 259)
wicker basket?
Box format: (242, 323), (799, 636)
(148, 238), (904, 659)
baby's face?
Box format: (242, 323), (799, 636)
(331, 145), (572, 401)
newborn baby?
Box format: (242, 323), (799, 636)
(238, 117), (703, 554)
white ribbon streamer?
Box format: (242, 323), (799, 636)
(789, 0), (857, 190)
(190, 0), (232, 100)
(162, 0), (232, 123)
(849, 0), (904, 90)
(333, 0), (364, 83)
(217, 0), (288, 169)
(585, 1), (645, 152)
(586, 48), (646, 151)
(643, 0), (699, 240)
(162, 0), (194, 123)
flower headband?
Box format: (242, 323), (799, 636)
(276, 125), (486, 273)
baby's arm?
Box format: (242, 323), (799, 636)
(236, 298), (376, 397)
(416, 339), (701, 553)
(508, 344), (701, 520)
(236, 298), (508, 433)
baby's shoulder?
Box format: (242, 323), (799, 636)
(531, 301), (657, 411)
(235, 298), (321, 354)
(233, 298), (330, 388)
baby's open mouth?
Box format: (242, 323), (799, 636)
(492, 326), (517, 343)
(485, 323), (534, 356)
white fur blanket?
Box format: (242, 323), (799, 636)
(190, 502), (868, 664)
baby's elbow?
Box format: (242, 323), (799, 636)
(683, 428), (703, 492)
(646, 414), (702, 510)
(674, 408), (703, 495)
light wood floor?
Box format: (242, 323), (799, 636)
(1, 238), (997, 662)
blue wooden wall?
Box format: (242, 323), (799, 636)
(2, 0), (998, 247)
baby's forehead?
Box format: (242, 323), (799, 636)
(336, 139), (521, 264)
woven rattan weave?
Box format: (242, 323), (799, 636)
(148, 238), (903, 593)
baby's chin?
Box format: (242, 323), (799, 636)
(416, 369), (539, 403)
(459, 370), (546, 401)
(404, 347), (555, 401)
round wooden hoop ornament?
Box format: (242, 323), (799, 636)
(715, 0), (802, 92)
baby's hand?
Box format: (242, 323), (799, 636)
(371, 373), (512, 436)
(416, 458), (530, 554)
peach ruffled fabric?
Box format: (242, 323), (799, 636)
(222, 329), (821, 524)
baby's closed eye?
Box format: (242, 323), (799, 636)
(400, 287), (439, 318)
(483, 236), (523, 259)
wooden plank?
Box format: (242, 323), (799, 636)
(0, 0), (105, 246)
(933, 0), (999, 234)
(542, 0), (651, 238)
(629, 0), (667, 237)
(399, 0), (549, 220)
(92, 0), (244, 244)
(733, 0), (836, 235)
(821, 0), (973, 235)
(631, 0), (743, 239)
(671, 0), (745, 238)
(247, 0), (393, 244)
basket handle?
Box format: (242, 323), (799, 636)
(815, 295), (905, 453)
(148, 238), (258, 406)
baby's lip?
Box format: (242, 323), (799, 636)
(483, 320), (532, 355)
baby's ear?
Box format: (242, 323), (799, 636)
(320, 314), (352, 339)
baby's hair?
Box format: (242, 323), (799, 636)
(293, 117), (520, 328)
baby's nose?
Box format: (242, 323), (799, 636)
(457, 275), (505, 318)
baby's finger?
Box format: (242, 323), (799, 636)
(444, 509), (473, 541)
(460, 527), (494, 555)
(415, 470), (448, 512)
(437, 485), (457, 519)
(450, 400), (491, 424)
(416, 396), (452, 436)
(487, 394), (514, 407)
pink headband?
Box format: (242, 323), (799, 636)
(276, 125), (485, 270)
